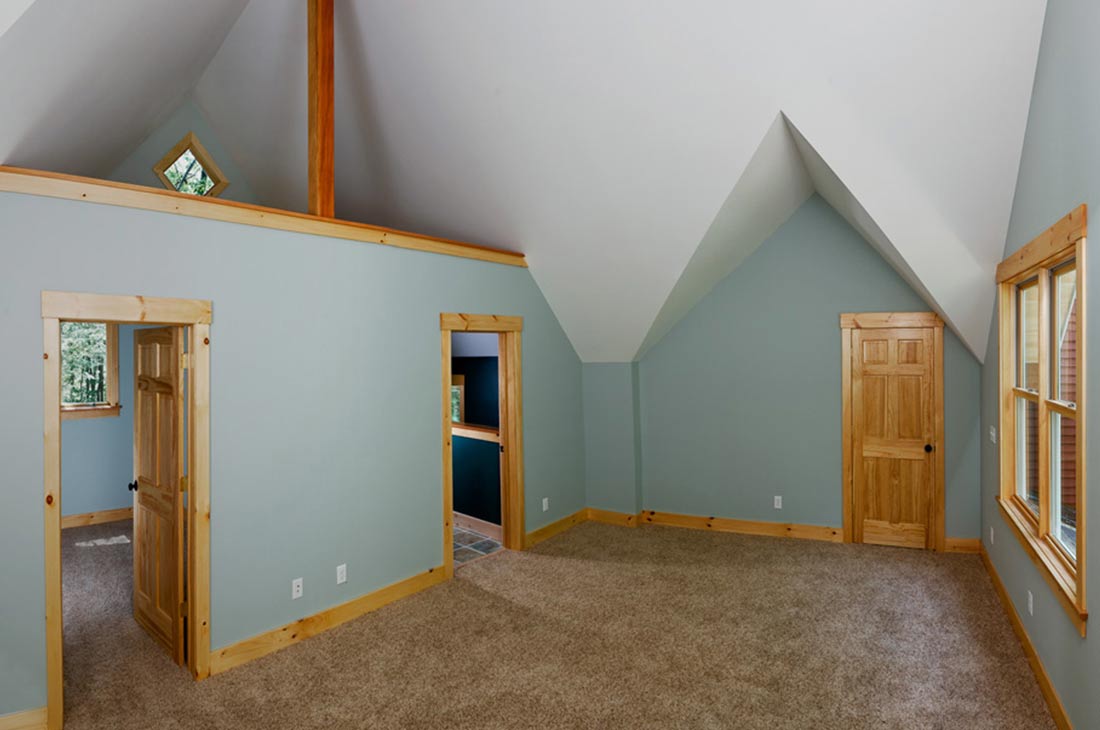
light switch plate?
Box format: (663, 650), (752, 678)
(336, 564), (347, 585)
(774, 496), (782, 509)
(989, 426), (997, 444)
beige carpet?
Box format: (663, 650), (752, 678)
(62, 520), (1055, 729)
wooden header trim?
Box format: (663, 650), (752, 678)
(440, 313), (524, 332)
(42, 291), (212, 324)
(839, 312), (944, 329)
(0, 166), (527, 269)
(997, 204), (1087, 283)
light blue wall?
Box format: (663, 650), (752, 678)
(0, 193), (584, 715)
(582, 363), (641, 514)
(108, 96), (259, 205)
(639, 195), (981, 535)
(980, 0), (1100, 726)
(60, 325), (136, 517)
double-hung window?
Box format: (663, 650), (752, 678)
(60, 322), (120, 420)
(997, 205), (1087, 634)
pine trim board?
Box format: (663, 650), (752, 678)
(60, 507), (133, 529)
(0, 707), (46, 730)
(0, 166), (526, 268)
(980, 546), (1073, 729)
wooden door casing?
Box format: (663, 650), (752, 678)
(841, 313), (945, 551)
(132, 326), (185, 662)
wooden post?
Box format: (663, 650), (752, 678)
(308, 0), (335, 217)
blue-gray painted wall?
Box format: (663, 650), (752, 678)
(108, 96), (259, 206)
(0, 192), (584, 715)
(980, 0), (1100, 725)
(582, 363), (642, 515)
(60, 325), (136, 516)
(638, 195), (981, 535)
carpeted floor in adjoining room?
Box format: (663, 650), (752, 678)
(61, 520), (1055, 730)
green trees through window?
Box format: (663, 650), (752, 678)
(164, 149), (216, 196)
(61, 322), (107, 405)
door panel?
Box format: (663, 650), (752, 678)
(133, 327), (185, 663)
(852, 326), (936, 549)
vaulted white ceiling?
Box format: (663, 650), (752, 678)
(0, 0), (1047, 362)
(0, 0), (248, 177)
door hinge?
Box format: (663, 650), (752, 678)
(180, 352), (190, 370)
(180, 600), (188, 617)
(180, 475), (189, 494)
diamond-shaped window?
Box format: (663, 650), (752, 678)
(153, 132), (229, 198)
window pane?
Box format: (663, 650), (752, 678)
(1051, 413), (1078, 557)
(1052, 262), (1078, 403)
(451, 386), (461, 422)
(165, 148), (216, 196)
(1016, 397), (1039, 514)
(1018, 281), (1039, 390)
(61, 322), (108, 405)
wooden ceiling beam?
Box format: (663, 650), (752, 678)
(308, 0), (335, 217)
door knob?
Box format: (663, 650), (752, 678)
(128, 480), (138, 492)
(924, 444), (934, 453)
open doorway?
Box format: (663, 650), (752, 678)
(440, 313), (525, 577)
(59, 323), (188, 694)
(450, 332), (504, 563)
(42, 292), (212, 730)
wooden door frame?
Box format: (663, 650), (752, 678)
(440, 313), (524, 578)
(42, 291), (212, 730)
(840, 312), (946, 551)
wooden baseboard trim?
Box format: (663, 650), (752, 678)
(61, 507), (133, 529)
(453, 511), (502, 542)
(945, 537), (981, 554)
(640, 510), (843, 543)
(525, 509), (587, 548)
(980, 546), (1073, 730)
(209, 565), (446, 676)
(585, 508), (639, 528)
(0, 707), (46, 730)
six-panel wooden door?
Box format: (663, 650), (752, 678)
(845, 314), (944, 550)
(132, 326), (185, 663)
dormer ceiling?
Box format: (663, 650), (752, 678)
(0, 0), (1048, 361)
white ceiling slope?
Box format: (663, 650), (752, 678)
(0, 1), (1046, 363)
(189, 0), (1045, 362)
(0, 0), (35, 40)
(0, 0), (249, 178)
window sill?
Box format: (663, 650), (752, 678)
(61, 404), (121, 421)
(997, 497), (1087, 636)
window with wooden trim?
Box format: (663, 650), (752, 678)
(997, 204), (1088, 635)
(60, 322), (120, 420)
(153, 132), (229, 198)
(451, 375), (465, 423)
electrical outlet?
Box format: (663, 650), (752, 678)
(989, 426), (997, 444)
(291, 577), (303, 600)
(1027, 590), (1034, 616)
(336, 564), (347, 585)
(990, 526), (995, 546)
(774, 496), (783, 510)
(542, 497), (549, 512)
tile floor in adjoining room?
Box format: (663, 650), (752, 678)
(453, 526), (502, 565)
